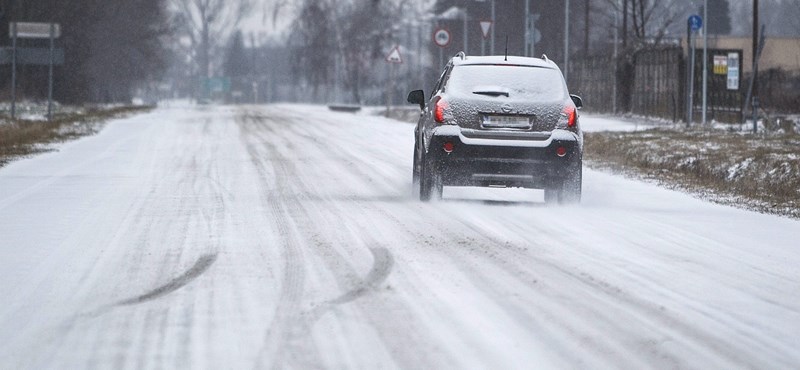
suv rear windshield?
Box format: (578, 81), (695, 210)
(447, 65), (567, 101)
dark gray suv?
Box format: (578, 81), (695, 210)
(408, 53), (583, 204)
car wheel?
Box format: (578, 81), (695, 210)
(544, 187), (560, 204)
(412, 143), (421, 198)
(544, 163), (582, 205)
(419, 152), (442, 202)
(561, 167), (582, 204)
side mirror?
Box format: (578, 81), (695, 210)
(570, 94), (583, 110)
(407, 90), (425, 111)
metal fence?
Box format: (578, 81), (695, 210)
(567, 55), (616, 114)
(569, 47), (686, 122)
(631, 47), (685, 122)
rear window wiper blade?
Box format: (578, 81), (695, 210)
(473, 91), (510, 97)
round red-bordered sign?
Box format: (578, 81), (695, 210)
(433, 28), (451, 48)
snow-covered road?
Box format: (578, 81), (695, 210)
(1, 105), (798, 369)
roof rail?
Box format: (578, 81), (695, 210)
(455, 51), (466, 60)
(541, 54), (550, 63)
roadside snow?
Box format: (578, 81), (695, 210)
(580, 114), (653, 132)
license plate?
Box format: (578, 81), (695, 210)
(482, 115), (531, 129)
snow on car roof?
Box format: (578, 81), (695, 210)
(452, 55), (558, 69)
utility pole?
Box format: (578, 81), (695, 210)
(622, 0), (628, 50)
(463, 7), (468, 54)
(584, 0), (590, 55)
(613, 0), (619, 113)
(564, 0), (570, 83)
(752, 0), (759, 103)
(702, 0), (708, 125)
(11, 21), (16, 119)
(490, 0), (495, 55)
(524, 0), (530, 57)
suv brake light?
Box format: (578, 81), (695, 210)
(434, 98), (448, 123)
(563, 105), (577, 128)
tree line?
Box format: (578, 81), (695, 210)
(0, 0), (170, 104)
(286, 0), (420, 104)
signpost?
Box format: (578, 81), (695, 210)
(385, 46), (403, 114)
(433, 28), (450, 69)
(713, 55), (728, 75)
(7, 22), (62, 120)
(686, 15), (702, 126)
(0, 47), (65, 65)
(726, 52), (740, 91)
(702, 1), (709, 125)
(479, 20), (492, 56)
(433, 28), (451, 47)
(385, 46), (403, 64)
(11, 23), (61, 39)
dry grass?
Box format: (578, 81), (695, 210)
(585, 127), (800, 219)
(0, 106), (151, 167)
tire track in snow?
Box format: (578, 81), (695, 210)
(242, 109), (428, 368)
(239, 111), (311, 369)
(328, 248), (394, 305)
(117, 253), (218, 305)
(240, 107), (460, 368)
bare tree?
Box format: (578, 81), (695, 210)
(286, 0), (413, 103)
(598, 0), (683, 50)
(170, 0), (252, 78)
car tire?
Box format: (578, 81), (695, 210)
(561, 167), (582, 204)
(419, 152), (442, 202)
(544, 186), (560, 204)
(544, 163), (582, 205)
(412, 143), (421, 198)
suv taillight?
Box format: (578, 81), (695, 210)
(563, 105), (577, 128)
(434, 98), (448, 123)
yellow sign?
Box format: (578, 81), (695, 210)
(713, 55), (728, 75)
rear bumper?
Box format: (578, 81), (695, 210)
(426, 126), (582, 189)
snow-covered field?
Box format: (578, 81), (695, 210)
(1, 104), (798, 368)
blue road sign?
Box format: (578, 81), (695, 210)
(688, 15), (703, 32)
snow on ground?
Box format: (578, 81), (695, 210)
(1, 104), (798, 368)
(580, 114), (654, 132)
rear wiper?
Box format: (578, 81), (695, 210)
(473, 91), (510, 97)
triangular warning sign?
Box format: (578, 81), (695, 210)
(480, 21), (493, 39)
(386, 46), (402, 64)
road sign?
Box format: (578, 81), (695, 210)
(202, 77), (231, 93)
(479, 21), (493, 39)
(727, 52), (740, 90)
(9, 22), (61, 39)
(8, 22), (63, 121)
(688, 15), (702, 32)
(0, 47), (65, 65)
(433, 28), (451, 48)
(386, 46), (402, 64)
(713, 55), (728, 75)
